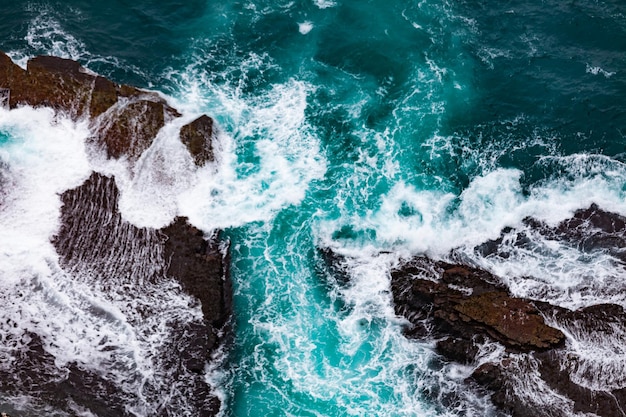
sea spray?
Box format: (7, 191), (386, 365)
(1, 0), (626, 415)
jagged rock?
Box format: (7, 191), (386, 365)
(50, 172), (229, 416)
(0, 51), (226, 415)
(436, 337), (479, 365)
(179, 115), (215, 166)
(391, 257), (626, 417)
(477, 203), (626, 262)
(0, 332), (129, 416)
(162, 216), (232, 332)
(322, 204), (626, 417)
(89, 97), (180, 161)
(0, 51), (182, 161)
(391, 259), (565, 356)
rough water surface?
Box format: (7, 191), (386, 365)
(1, 0), (626, 416)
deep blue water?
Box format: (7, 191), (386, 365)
(1, 0), (626, 416)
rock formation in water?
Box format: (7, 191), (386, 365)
(388, 205), (626, 417)
(391, 260), (565, 352)
(179, 115), (215, 166)
(50, 172), (230, 415)
(0, 51), (229, 415)
(322, 204), (626, 417)
(0, 51), (220, 164)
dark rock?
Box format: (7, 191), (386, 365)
(180, 115), (215, 166)
(51, 172), (229, 416)
(436, 337), (479, 364)
(391, 258), (565, 357)
(453, 291), (564, 350)
(90, 76), (119, 118)
(89, 98), (174, 161)
(469, 360), (540, 417)
(162, 216), (231, 331)
(536, 350), (626, 417)
(477, 203), (626, 263)
(0, 332), (129, 416)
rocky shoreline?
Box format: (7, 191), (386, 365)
(388, 205), (626, 417)
(3, 50), (626, 416)
(0, 51), (230, 415)
(320, 204), (626, 416)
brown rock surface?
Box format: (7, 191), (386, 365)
(0, 51), (182, 161)
(391, 259), (565, 354)
(179, 115), (215, 166)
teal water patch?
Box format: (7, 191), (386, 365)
(441, 0), (626, 173)
(0, 132), (10, 147)
(171, 0), (502, 414)
(224, 204), (445, 416)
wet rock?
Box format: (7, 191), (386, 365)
(51, 172), (229, 416)
(89, 97), (179, 161)
(162, 216), (232, 332)
(477, 203), (626, 262)
(0, 332), (128, 416)
(0, 51), (182, 161)
(179, 115), (215, 166)
(436, 337), (479, 365)
(391, 258), (565, 358)
(535, 350), (626, 417)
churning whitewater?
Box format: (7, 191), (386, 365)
(1, 0), (626, 416)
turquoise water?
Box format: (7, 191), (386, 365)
(1, 0), (626, 415)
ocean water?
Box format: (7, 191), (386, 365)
(1, 0), (626, 416)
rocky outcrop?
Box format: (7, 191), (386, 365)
(89, 97), (180, 161)
(0, 51), (218, 164)
(179, 115), (215, 166)
(0, 51), (228, 416)
(318, 205), (626, 417)
(162, 217), (232, 352)
(477, 203), (626, 262)
(391, 257), (626, 416)
(387, 205), (626, 417)
(0, 52), (174, 119)
(50, 172), (230, 416)
(391, 259), (565, 356)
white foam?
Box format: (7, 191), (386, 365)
(231, 228), (450, 416)
(298, 21), (314, 35)
(174, 79), (326, 231)
(0, 106), (91, 287)
(22, 9), (87, 63)
(586, 63), (616, 78)
(0, 104), (213, 414)
(318, 151), (626, 311)
(112, 116), (198, 229)
(313, 0), (336, 9)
